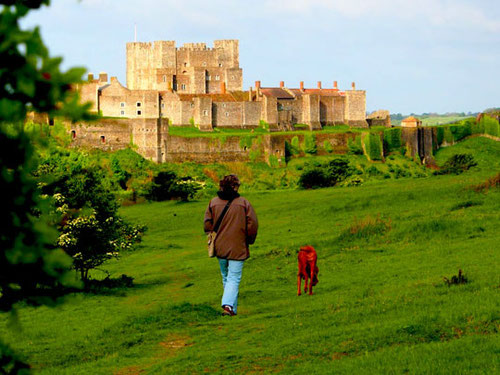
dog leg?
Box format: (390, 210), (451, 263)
(309, 264), (315, 295)
(297, 275), (302, 296)
(304, 275), (308, 294)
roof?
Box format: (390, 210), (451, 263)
(260, 88), (295, 99)
(402, 116), (420, 122)
(177, 93), (237, 102)
(97, 84), (111, 91)
(288, 88), (344, 97)
(229, 91), (251, 102)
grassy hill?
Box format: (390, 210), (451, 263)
(1, 137), (499, 374)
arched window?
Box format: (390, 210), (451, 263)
(100, 135), (105, 143)
(71, 130), (76, 139)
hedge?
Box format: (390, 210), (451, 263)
(362, 133), (383, 161)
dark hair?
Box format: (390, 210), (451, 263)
(219, 174), (240, 192)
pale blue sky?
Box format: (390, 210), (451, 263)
(22, 0), (500, 114)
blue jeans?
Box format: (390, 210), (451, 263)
(218, 258), (244, 314)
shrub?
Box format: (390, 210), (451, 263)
(347, 135), (363, 155)
(291, 136), (300, 154)
(268, 154), (279, 168)
(323, 140), (334, 153)
(480, 115), (499, 137)
(148, 171), (201, 201)
(363, 133), (383, 161)
(259, 120), (269, 130)
(298, 158), (353, 189)
(383, 128), (402, 153)
(470, 172), (500, 192)
(436, 154), (477, 175)
(449, 124), (471, 142)
(303, 133), (317, 154)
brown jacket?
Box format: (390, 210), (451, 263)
(204, 193), (258, 260)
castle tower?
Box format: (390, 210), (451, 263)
(126, 40), (242, 94)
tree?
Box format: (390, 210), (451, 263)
(1, 0), (92, 371)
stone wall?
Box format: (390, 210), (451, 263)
(401, 127), (435, 164)
(345, 90), (368, 127)
(69, 118), (132, 151)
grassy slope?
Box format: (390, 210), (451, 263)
(1, 138), (499, 374)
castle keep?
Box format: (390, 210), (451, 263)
(75, 40), (370, 162)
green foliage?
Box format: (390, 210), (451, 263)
(436, 127), (444, 145)
(298, 158), (353, 189)
(249, 149), (261, 163)
(268, 154), (279, 168)
(302, 133), (317, 154)
(323, 140), (334, 153)
(383, 128), (402, 153)
(239, 135), (254, 150)
(147, 171), (201, 202)
(436, 154), (477, 175)
(290, 136), (300, 154)
(362, 133), (383, 161)
(480, 115), (499, 137)
(259, 120), (269, 130)
(443, 127), (454, 144)
(0, 341), (29, 375)
(0, 127), (77, 312)
(189, 117), (195, 127)
(449, 124), (471, 142)
(347, 135), (363, 155)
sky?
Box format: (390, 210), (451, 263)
(21, 0), (500, 114)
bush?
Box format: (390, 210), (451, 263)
(148, 171), (201, 201)
(303, 133), (317, 154)
(298, 158), (353, 189)
(480, 115), (499, 137)
(347, 135), (363, 155)
(383, 128), (402, 153)
(436, 154), (477, 175)
(291, 136), (300, 154)
(323, 140), (334, 153)
(363, 133), (383, 161)
(338, 214), (392, 243)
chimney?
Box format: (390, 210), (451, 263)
(249, 86), (253, 101)
(220, 81), (226, 94)
(255, 80), (261, 89)
(88, 73), (94, 82)
(280, 81), (284, 88)
(110, 76), (118, 83)
(300, 81), (304, 92)
(334, 81), (338, 90)
(351, 82), (356, 90)
(99, 72), (108, 83)
(317, 81), (322, 89)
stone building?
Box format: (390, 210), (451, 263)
(75, 39), (370, 162)
(401, 116), (422, 128)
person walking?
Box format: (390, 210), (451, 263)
(204, 174), (258, 316)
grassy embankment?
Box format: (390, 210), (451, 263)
(1, 137), (499, 374)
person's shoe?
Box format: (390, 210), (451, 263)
(222, 305), (236, 316)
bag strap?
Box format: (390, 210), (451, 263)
(213, 199), (234, 233)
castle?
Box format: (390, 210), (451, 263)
(74, 40), (370, 162)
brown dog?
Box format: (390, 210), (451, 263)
(297, 245), (319, 295)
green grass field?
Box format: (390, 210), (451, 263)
(1, 137), (499, 374)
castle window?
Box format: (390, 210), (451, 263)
(120, 102), (125, 107)
(100, 135), (105, 143)
(161, 103), (165, 109)
(218, 63), (223, 67)
(181, 84), (186, 91)
(203, 110), (208, 116)
(202, 62), (207, 66)
(136, 101), (141, 107)
(120, 110), (125, 116)
(137, 110), (142, 116)
(225, 112), (229, 117)
(71, 130), (76, 139)
(184, 62), (187, 67)
(162, 75), (166, 82)
(206, 76), (211, 81)
(230, 76), (235, 80)
(215, 75), (220, 81)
